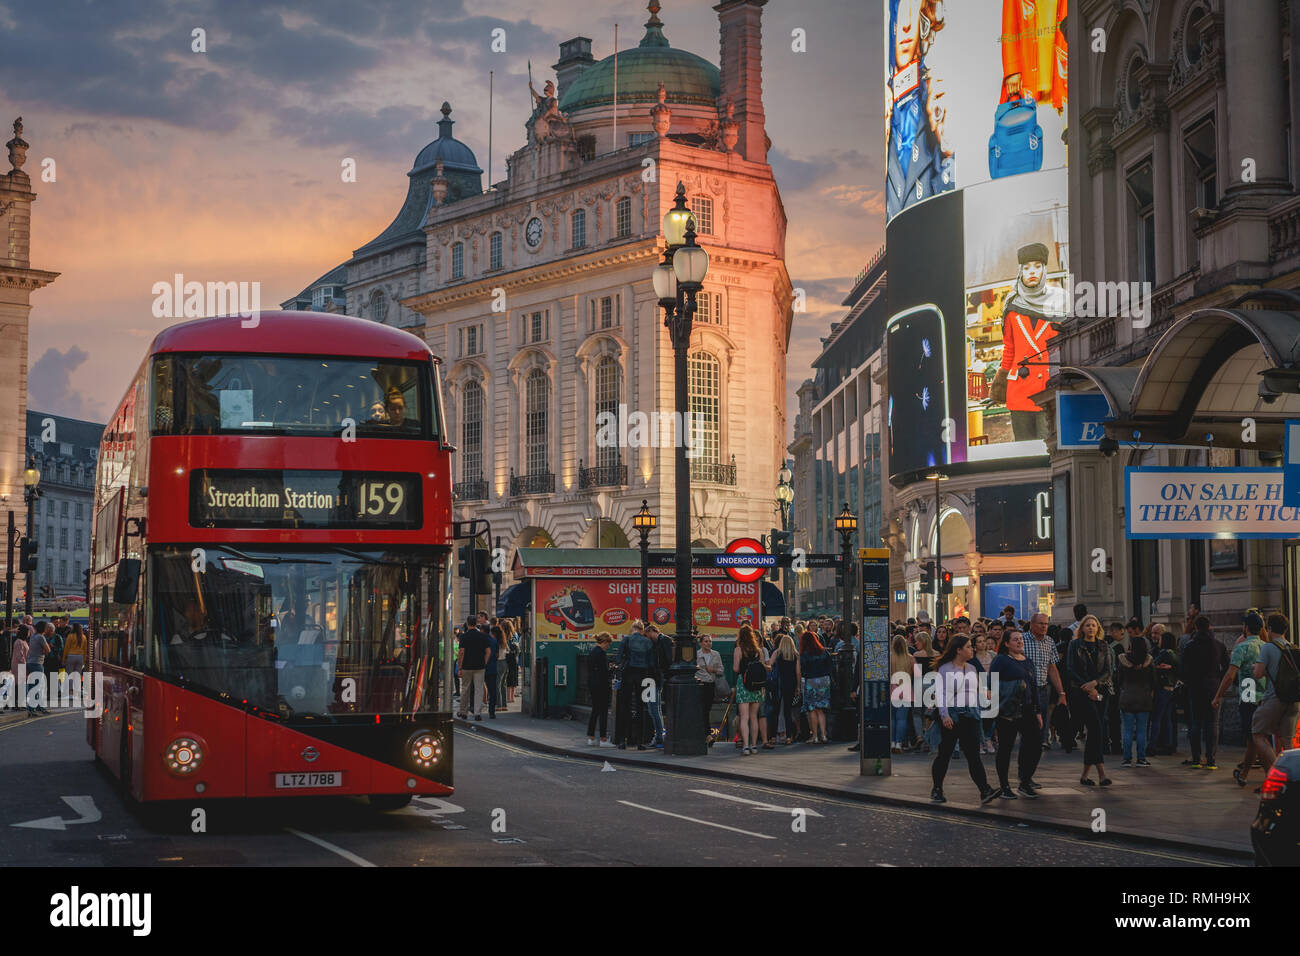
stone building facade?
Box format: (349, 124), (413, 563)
(25, 411), (103, 596)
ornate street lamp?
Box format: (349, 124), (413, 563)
(776, 463), (794, 614)
(23, 458), (40, 616)
(633, 500), (657, 626)
(835, 503), (858, 629)
(653, 181), (709, 756)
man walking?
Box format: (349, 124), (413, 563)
(456, 615), (491, 721)
(1023, 613), (1067, 756)
(1247, 613), (1300, 785)
(1214, 611), (1267, 785)
(25, 621), (52, 717)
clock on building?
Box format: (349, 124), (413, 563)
(525, 216), (544, 249)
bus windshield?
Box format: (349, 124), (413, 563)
(152, 354), (438, 439)
(148, 546), (446, 718)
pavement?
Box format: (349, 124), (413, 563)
(455, 702), (1264, 859)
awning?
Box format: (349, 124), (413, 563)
(761, 581), (786, 617)
(497, 582), (530, 618)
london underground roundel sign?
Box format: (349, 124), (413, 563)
(721, 537), (769, 584)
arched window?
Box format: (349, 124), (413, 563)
(525, 368), (550, 475)
(688, 351), (721, 465)
(594, 356), (621, 470)
(571, 209), (587, 249)
(462, 381), (483, 482)
(451, 241), (464, 279)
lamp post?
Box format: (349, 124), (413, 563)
(633, 500), (657, 626)
(776, 463), (793, 614)
(23, 458), (40, 617)
(652, 181), (709, 757)
(925, 471), (950, 622)
(835, 503), (858, 633)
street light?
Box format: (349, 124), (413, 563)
(776, 464), (794, 614)
(925, 471), (950, 622)
(654, 180), (708, 757)
(835, 503), (858, 628)
(23, 458), (40, 616)
(633, 500), (657, 625)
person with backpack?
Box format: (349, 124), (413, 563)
(796, 629), (833, 745)
(616, 621), (657, 750)
(733, 623), (768, 755)
(1249, 613), (1300, 783)
(1117, 634), (1157, 767)
(1181, 616), (1228, 769)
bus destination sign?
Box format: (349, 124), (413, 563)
(191, 470), (422, 529)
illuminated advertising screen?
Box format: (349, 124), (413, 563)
(885, 0), (1068, 482)
(532, 578), (759, 640)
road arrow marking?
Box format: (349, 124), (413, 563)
(11, 795), (101, 831)
(601, 761), (616, 772)
(409, 797), (465, 816)
(689, 789), (824, 817)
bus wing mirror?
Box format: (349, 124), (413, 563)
(113, 558), (142, 605)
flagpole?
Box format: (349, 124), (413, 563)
(488, 69), (494, 189)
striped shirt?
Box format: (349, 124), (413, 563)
(1023, 632), (1058, 688)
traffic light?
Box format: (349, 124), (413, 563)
(919, 560), (935, 591)
(457, 543), (492, 594)
(770, 529), (794, 556)
(0, 581), (6, 603)
(19, 537), (37, 572)
(940, 569), (953, 594)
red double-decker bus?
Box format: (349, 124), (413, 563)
(87, 311), (455, 809)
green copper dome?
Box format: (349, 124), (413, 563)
(559, 3), (720, 113)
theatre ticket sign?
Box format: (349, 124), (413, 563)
(1126, 468), (1300, 539)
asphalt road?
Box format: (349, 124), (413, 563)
(0, 711), (1243, 867)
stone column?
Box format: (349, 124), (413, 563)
(0, 118), (59, 530)
(714, 0), (767, 164)
(1223, 0), (1289, 198)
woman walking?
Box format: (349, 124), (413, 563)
(797, 630), (833, 744)
(930, 635), (998, 805)
(990, 628), (1042, 799)
(1117, 634), (1156, 767)
(494, 626), (512, 712)
(586, 633), (614, 747)
(1067, 614), (1113, 786)
(772, 633), (799, 744)
(889, 633), (914, 753)
(1181, 615), (1228, 770)
(696, 634), (724, 730)
(974, 631), (996, 753)
(503, 620), (520, 704)
(733, 624), (767, 755)
(484, 624), (502, 719)
(62, 623), (87, 674)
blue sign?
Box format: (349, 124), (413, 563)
(1056, 392), (1113, 450)
(894, 590), (906, 603)
(1057, 391), (1198, 451)
(1285, 420), (1300, 507)
(714, 554), (777, 568)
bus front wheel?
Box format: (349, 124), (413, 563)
(368, 794), (413, 811)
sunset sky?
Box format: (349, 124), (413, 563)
(4, 0), (884, 429)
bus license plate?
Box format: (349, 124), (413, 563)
(275, 771), (342, 789)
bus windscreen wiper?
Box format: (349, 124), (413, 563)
(331, 547), (407, 565)
(218, 546), (330, 565)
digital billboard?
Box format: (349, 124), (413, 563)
(885, 0), (1068, 482)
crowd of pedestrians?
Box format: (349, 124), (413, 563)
(452, 612), (521, 722)
(1, 614), (83, 717)
(883, 602), (1299, 804)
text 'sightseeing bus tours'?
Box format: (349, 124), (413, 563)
(87, 311), (455, 808)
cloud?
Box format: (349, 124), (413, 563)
(28, 346), (107, 422)
(820, 183), (886, 216)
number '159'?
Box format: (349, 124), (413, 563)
(357, 482), (405, 516)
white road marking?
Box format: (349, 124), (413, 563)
(689, 789), (825, 816)
(285, 828), (377, 867)
(12, 795), (101, 831)
(618, 800), (775, 839)
(409, 797), (465, 816)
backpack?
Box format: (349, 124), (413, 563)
(742, 652), (767, 692)
(1273, 643), (1300, 704)
(988, 93), (1043, 179)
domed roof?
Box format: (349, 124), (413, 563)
(559, 2), (719, 113)
(411, 102), (482, 176)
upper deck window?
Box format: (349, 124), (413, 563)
(152, 354), (439, 440)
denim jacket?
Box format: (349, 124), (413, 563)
(618, 633), (656, 669)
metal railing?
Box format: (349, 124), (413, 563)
(578, 461), (628, 489)
(454, 479), (488, 502)
(509, 470), (555, 496)
(691, 454), (737, 486)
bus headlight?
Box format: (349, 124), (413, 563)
(408, 732), (442, 770)
(165, 737), (205, 776)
